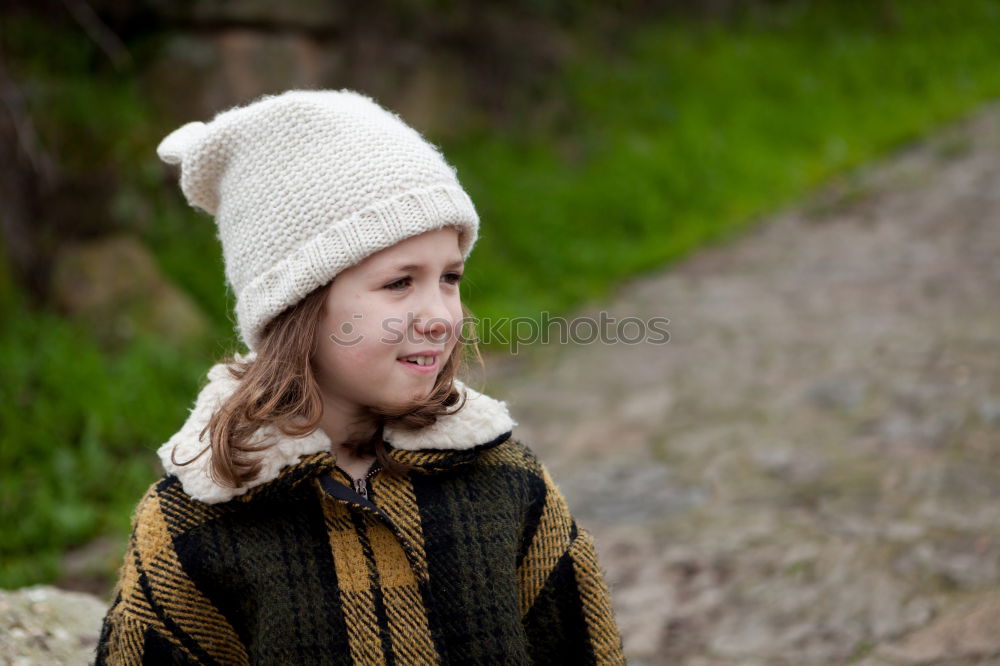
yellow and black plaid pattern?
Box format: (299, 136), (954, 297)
(97, 438), (625, 665)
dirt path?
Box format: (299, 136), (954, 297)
(489, 104), (1000, 665)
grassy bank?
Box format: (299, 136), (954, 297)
(3, 0), (1000, 589)
(452, 1), (1000, 322)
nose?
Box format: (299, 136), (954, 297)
(416, 317), (449, 343)
(412, 292), (454, 343)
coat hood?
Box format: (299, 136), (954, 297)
(157, 353), (516, 504)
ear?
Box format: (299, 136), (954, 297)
(157, 121), (208, 165)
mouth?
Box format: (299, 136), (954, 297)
(397, 353), (441, 374)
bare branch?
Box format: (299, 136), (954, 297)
(59, 0), (132, 69)
(0, 58), (55, 186)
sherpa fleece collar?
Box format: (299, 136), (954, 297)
(157, 353), (516, 504)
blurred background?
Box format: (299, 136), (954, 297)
(3, 0), (1000, 663)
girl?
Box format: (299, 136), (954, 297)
(96, 90), (624, 665)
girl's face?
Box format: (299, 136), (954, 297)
(313, 227), (465, 420)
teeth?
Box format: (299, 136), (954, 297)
(403, 355), (433, 366)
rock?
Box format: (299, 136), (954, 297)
(150, 0), (345, 29)
(893, 534), (1000, 591)
(145, 31), (474, 139)
(145, 30), (337, 121)
(0, 586), (107, 665)
(50, 234), (210, 348)
(805, 375), (869, 411)
(706, 543), (932, 663)
(978, 397), (1000, 426)
(57, 537), (126, 598)
(877, 594), (1000, 663)
(558, 460), (707, 525)
(392, 57), (474, 139)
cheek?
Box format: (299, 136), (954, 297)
(318, 292), (381, 347)
(446, 299), (465, 345)
(315, 307), (372, 366)
(314, 337), (389, 391)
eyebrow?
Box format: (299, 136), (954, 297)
(392, 259), (465, 272)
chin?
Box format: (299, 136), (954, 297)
(377, 391), (431, 413)
(405, 387), (434, 404)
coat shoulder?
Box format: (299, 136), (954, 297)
(128, 474), (231, 549)
(477, 437), (546, 475)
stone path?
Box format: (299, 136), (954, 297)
(0, 586), (106, 665)
(490, 104), (1000, 664)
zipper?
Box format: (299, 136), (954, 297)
(351, 463), (380, 501)
(318, 474), (428, 582)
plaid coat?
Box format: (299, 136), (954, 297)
(96, 361), (624, 665)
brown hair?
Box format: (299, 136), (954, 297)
(186, 280), (483, 488)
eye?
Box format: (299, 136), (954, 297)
(384, 276), (412, 291)
(442, 272), (464, 286)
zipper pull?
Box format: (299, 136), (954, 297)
(354, 477), (368, 500)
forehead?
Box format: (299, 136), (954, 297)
(361, 227), (463, 269)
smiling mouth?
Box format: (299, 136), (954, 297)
(398, 354), (440, 373)
(399, 355), (436, 366)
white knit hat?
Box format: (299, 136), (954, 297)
(156, 89), (480, 350)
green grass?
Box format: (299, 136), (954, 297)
(4, 0), (1000, 589)
(0, 283), (213, 588)
(449, 0), (1000, 325)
